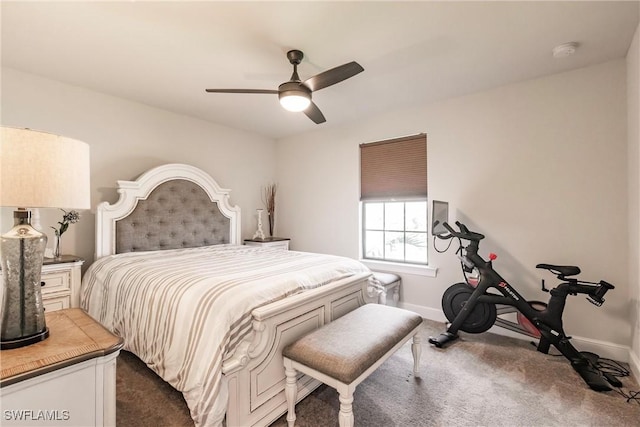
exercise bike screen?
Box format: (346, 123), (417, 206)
(432, 200), (449, 236)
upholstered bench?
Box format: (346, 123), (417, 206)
(282, 304), (423, 427)
(372, 272), (401, 306)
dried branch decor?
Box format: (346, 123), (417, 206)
(263, 183), (277, 237)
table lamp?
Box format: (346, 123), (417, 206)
(0, 127), (90, 349)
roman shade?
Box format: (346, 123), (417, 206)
(360, 133), (427, 201)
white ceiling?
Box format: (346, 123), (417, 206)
(2, 1), (638, 140)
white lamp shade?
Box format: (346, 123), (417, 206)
(0, 127), (90, 209)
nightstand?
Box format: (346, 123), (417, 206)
(244, 237), (291, 250)
(1, 308), (123, 426)
(41, 255), (84, 312)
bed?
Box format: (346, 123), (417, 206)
(81, 163), (381, 427)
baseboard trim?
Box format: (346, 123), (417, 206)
(629, 348), (640, 382)
(567, 335), (630, 363)
(400, 302), (446, 323)
(401, 302), (633, 364)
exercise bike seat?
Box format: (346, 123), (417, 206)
(536, 263), (581, 278)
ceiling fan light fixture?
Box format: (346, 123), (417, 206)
(279, 91), (311, 112)
(206, 49), (363, 123)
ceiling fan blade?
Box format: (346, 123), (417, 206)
(205, 89), (278, 94)
(303, 61), (364, 92)
(304, 102), (326, 124)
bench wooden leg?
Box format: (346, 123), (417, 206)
(336, 385), (355, 427)
(412, 334), (422, 378)
(283, 359), (298, 427)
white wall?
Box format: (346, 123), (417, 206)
(276, 60), (630, 354)
(1, 57), (634, 363)
(1, 67), (276, 268)
(627, 23), (640, 378)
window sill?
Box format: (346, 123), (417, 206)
(360, 259), (438, 277)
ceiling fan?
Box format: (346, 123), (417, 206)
(205, 50), (364, 124)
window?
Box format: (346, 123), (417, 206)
(360, 134), (427, 265)
(363, 200), (428, 264)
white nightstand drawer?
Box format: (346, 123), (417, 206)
(43, 295), (70, 312)
(40, 270), (71, 295)
(40, 256), (84, 311)
(261, 240), (290, 250)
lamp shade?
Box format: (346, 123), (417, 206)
(0, 127), (90, 209)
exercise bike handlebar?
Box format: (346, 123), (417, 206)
(586, 280), (615, 307)
(543, 274), (615, 307)
(441, 221), (485, 242)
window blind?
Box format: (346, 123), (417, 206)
(359, 133), (427, 201)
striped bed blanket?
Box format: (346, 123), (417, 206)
(80, 244), (370, 426)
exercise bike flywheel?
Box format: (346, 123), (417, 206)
(442, 282), (497, 333)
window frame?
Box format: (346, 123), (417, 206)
(361, 198), (429, 266)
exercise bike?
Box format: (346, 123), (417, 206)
(428, 220), (617, 392)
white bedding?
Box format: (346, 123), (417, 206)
(80, 244), (370, 426)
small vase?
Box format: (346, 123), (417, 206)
(54, 235), (61, 258)
(268, 213), (274, 237)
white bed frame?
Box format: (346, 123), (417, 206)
(94, 163), (378, 427)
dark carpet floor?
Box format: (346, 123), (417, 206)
(117, 319), (640, 426)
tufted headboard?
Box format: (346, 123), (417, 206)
(95, 164), (241, 258)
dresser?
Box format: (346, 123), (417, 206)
(1, 308), (123, 427)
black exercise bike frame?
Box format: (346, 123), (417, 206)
(431, 221), (616, 391)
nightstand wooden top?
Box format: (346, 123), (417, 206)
(43, 255), (84, 265)
(0, 255), (83, 271)
(244, 237), (290, 243)
(0, 308), (122, 386)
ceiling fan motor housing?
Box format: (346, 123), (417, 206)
(278, 81), (311, 98)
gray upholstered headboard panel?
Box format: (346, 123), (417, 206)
(96, 163), (241, 258)
(115, 179), (231, 253)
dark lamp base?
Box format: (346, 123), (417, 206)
(1, 327), (50, 350)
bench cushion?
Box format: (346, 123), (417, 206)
(282, 304), (422, 384)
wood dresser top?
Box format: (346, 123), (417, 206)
(0, 308), (123, 386)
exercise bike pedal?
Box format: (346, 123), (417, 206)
(603, 372), (623, 388)
(570, 359), (612, 392)
(428, 332), (459, 348)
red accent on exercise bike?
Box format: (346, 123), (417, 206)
(489, 253), (497, 261)
(516, 302), (547, 338)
